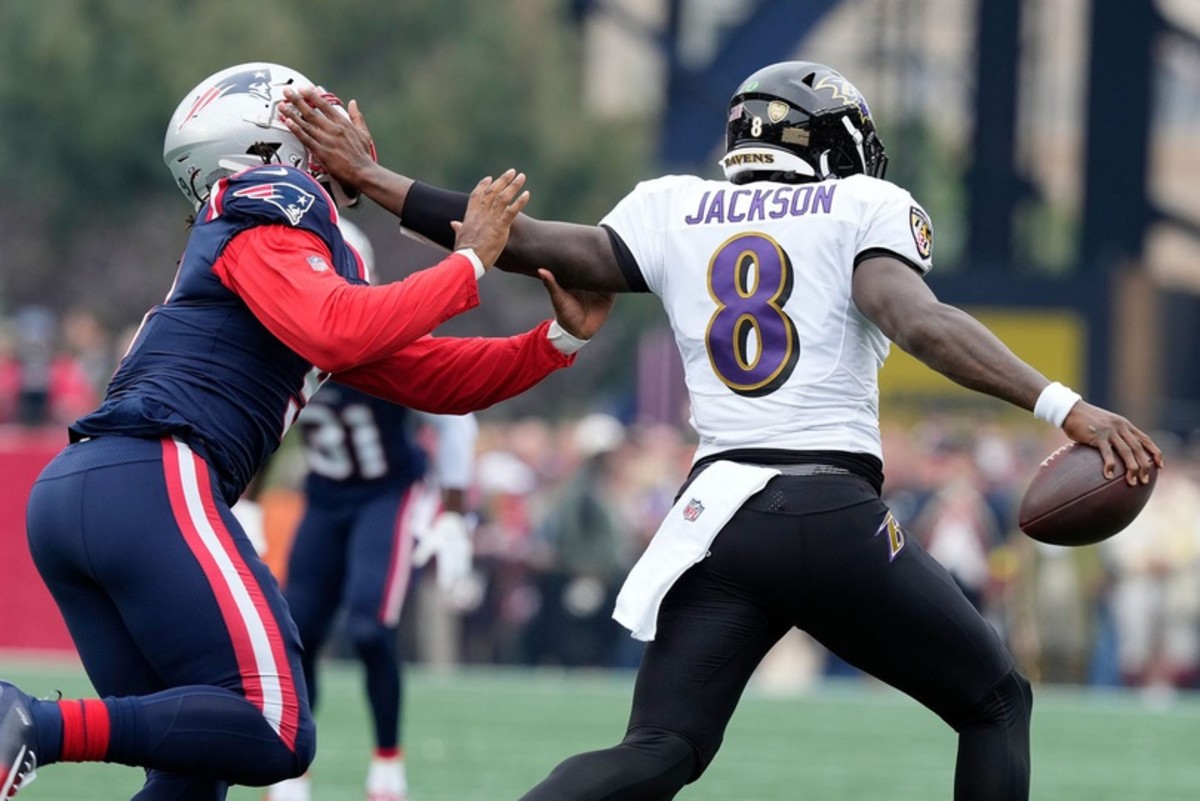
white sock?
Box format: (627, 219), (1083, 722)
(366, 756), (407, 799)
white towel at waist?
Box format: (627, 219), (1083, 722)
(613, 460), (779, 641)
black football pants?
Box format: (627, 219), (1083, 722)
(519, 474), (1031, 801)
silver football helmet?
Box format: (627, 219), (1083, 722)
(163, 62), (320, 209)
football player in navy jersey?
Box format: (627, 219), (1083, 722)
(0, 62), (612, 800)
(281, 63), (1160, 801)
(266, 222), (480, 801)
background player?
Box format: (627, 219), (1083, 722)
(283, 60), (1160, 801)
(267, 221), (480, 801)
(0, 61), (611, 800)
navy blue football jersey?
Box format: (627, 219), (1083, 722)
(71, 166), (364, 504)
(297, 383), (428, 503)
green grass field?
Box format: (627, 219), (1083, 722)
(2, 655), (1199, 800)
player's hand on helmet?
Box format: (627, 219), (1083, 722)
(1061, 401), (1163, 486)
(412, 510), (474, 593)
(281, 87), (377, 187)
(449, 169), (530, 267)
(538, 268), (615, 341)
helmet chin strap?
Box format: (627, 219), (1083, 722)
(818, 151), (832, 180)
(187, 168), (209, 210)
(840, 115), (868, 175)
(816, 117), (868, 179)
(326, 179), (361, 208)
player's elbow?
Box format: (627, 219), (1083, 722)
(301, 339), (361, 374)
(413, 397), (490, 416)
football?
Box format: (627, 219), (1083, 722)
(1018, 442), (1157, 546)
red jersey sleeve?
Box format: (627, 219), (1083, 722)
(335, 320), (575, 414)
(213, 225), (480, 373)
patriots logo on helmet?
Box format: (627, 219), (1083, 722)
(177, 68), (274, 131)
(232, 182), (316, 226)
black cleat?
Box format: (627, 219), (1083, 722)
(0, 682), (37, 797)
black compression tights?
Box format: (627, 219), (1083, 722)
(952, 669), (1034, 801)
(517, 669), (1031, 801)
(518, 727), (697, 801)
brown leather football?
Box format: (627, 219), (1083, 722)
(1018, 442), (1157, 546)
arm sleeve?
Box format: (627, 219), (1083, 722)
(400, 182), (470, 250)
(213, 225), (480, 373)
(334, 320), (574, 415)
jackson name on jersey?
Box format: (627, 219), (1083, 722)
(601, 173), (933, 465)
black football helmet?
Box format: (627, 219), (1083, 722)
(722, 61), (887, 184)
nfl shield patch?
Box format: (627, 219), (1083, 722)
(682, 498), (705, 522)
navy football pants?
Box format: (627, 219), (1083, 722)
(283, 483), (418, 751)
(520, 474), (1031, 801)
(25, 436), (315, 799)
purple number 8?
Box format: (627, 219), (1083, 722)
(704, 232), (798, 396)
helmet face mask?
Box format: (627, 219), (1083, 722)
(164, 62), (326, 209)
(722, 61), (887, 185)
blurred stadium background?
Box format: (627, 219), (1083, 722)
(3, 0), (1200, 798)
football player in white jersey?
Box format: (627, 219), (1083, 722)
(282, 61), (1161, 801)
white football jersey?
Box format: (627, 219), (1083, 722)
(600, 173), (934, 463)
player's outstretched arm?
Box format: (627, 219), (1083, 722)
(336, 324), (573, 415)
(216, 170), (530, 373)
(853, 255), (1162, 484)
(336, 277), (611, 413)
(282, 86), (629, 292)
(451, 168), (530, 268)
(282, 89), (396, 209)
(215, 226), (479, 373)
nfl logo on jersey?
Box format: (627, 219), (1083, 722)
(682, 498), (705, 522)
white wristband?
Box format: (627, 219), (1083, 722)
(547, 319), (589, 355)
(1034, 381), (1082, 427)
(455, 247), (485, 279)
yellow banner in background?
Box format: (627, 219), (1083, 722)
(879, 308), (1087, 413)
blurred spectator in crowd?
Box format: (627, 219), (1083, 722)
(0, 324), (17, 423)
(878, 420), (931, 525)
(1009, 536), (1105, 685)
(61, 306), (115, 391)
(525, 413), (630, 667)
(461, 442), (544, 664)
(1102, 442), (1200, 690)
(617, 423), (694, 551)
(911, 432), (1004, 616)
(0, 306), (96, 426)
